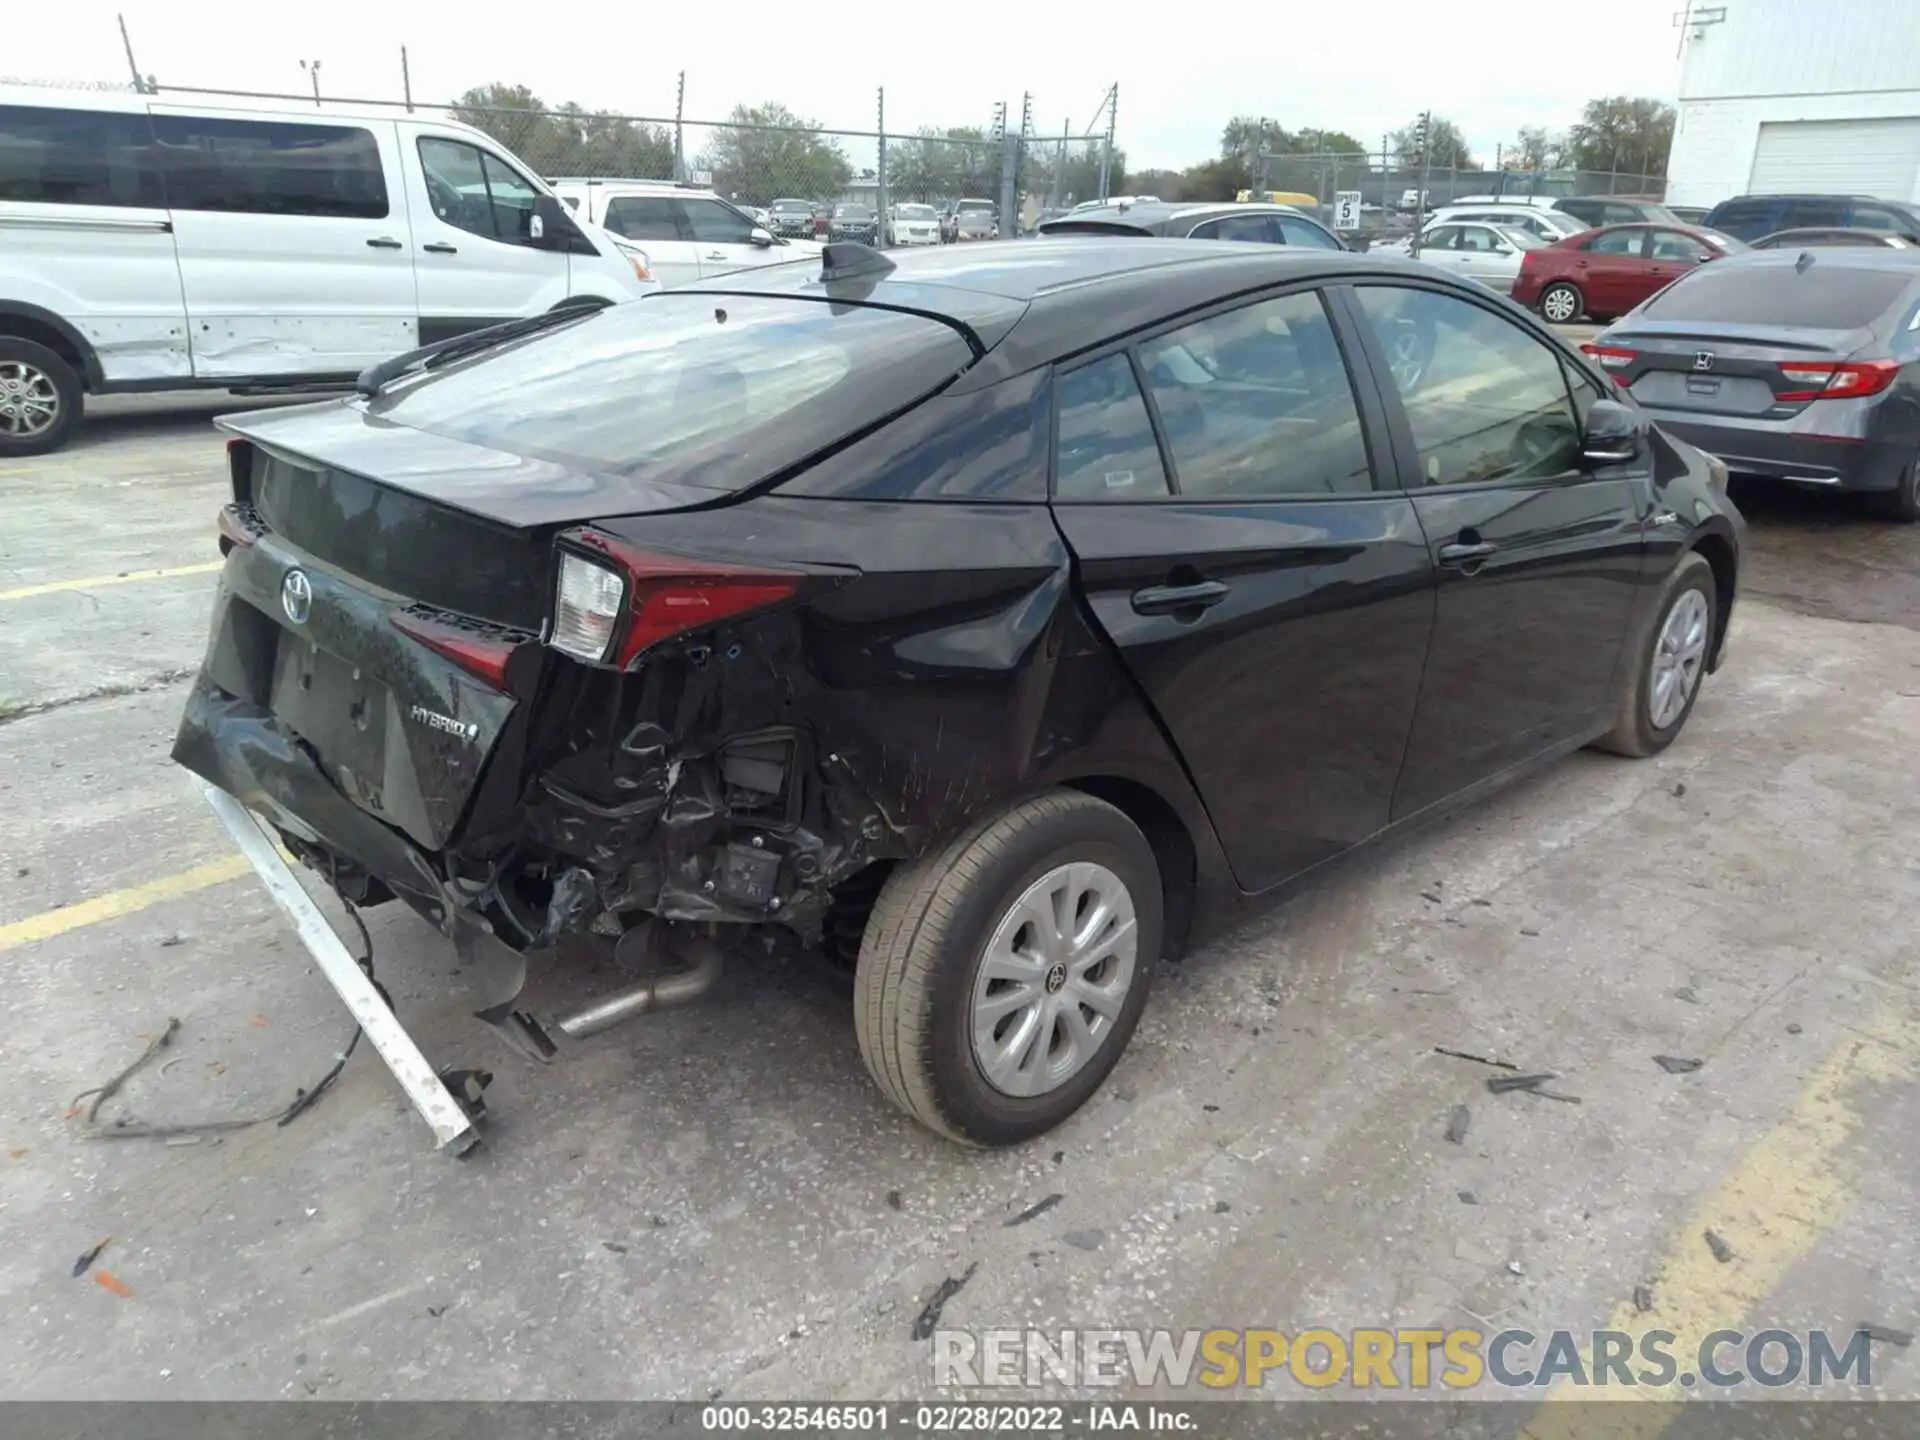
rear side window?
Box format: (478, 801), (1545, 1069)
(1643, 263), (1911, 327)
(1782, 198), (1846, 229)
(602, 194), (687, 241)
(1586, 229), (1642, 255)
(153, 115), (387, 218)
(0, 104), (164, 208)
(1054, 355), (1170, 501)
(1136, 291), (1373, 498)
(371, 294), (974, 489)
(1708, 201), (1776, 239)
(1190, 213), (1273, 243)
(1278, 215), (1343, 249)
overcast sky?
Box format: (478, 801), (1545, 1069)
(16, 0), (1685, 168)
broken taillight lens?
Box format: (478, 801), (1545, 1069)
(551, 529), (803, 670)
(390, 608), (516, 688)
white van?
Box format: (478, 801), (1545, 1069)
(549, 178), (820, 289)
(0, 87), (658, 455)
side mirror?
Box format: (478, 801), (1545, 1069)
(749, 226), (775, 247)
(1581, 398), (1647, 465)
(532, 193), (571, 248)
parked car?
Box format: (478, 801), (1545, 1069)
(1037, 201), (1346, 250)
(1070, 195), (1160, 213)
(1553, 196), (1683, 228)
(1390, 222), (1547, 294)
(1703, 194), (1920, 244)
(947, 198), (998, 241)
(828, 203), (879, 243)
(767, 198), (817, 237)
(1667, 205), (1711, 226)
(1425, 203), (1587, 243)
(1513, 223), (1745, 324)
(886, 203), (942, 246)
(1751, 227), (1916, 251)
(549, 179), (819, 288)
(176, 238), (1741, 1146)
(1586, 248), (1920, 520)
(0, 86), (656, 456)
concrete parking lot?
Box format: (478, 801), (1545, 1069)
(2, 388), (1917, 1414)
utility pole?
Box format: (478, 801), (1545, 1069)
(1097, 84), (1117, 203)
(299, 59), (322, 107)
(1411, 111), (1432, 258)
(400, 46), (413, 112)
(117, 14), (148, 94)
(876, 87), (888, 246)
(673, 71), (687, 182)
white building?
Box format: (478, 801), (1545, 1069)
(1665, 0), (1920, 207)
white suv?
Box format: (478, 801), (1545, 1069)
(550, 179), (821, 288)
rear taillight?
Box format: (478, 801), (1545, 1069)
(391, 608), (517, 688)
(1581, 343), (1638, 384)
(225, 437), (252, 498)
(551, 529), (803, 670)
(215, 503), (257, 551)
(1775, 358), (1900, 402)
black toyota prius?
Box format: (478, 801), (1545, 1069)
(177, 240), (1742, 1147)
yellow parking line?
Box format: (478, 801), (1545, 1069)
(0, 855), (251, 953)
(1521, 1004), (1920, 1438)
(0, 561), (221, 602)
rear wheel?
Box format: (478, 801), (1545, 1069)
(1865, 462), (1920, 523)
(1595, 552), (1716, 758)
(0, 338), (82, 457)
(1538, 282), (1583, 324)
(854, 791), (1160, 1146)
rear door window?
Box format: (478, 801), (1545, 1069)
(682, 198), (756, 243)
(154, 114), (388, 218)
(0, 104), (164, 208)
(1278, 214), (1343, 249)
(1054, 354), (1171, 501)
(372, 294), (974, 488)
(1586, 229), (1644, 255)
(1134, 290), (1374, 498)
(1782, 197), (1846, 228)
(1648, 229), (1711, 262)
(602, 194), (689, 242)
(1710, 201), (1776, 239)
(1642, 263), (1911, 327)
(1189, 213), (1275, 243)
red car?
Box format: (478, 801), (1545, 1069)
(1511, 223), (1746, 324)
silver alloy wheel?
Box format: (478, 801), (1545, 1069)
(1541, 285), (1580, 323)
(970, 860), (1139, 1098)
(0, 360), (60, 439)
(1648, 588), (1710, 730)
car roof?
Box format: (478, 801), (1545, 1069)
(680, 238), (1436, 374)
(1704, 246), (1920, 274)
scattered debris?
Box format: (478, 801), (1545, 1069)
(159, 932), (188, 948)
(14, 866), (27, 878)
(163, 1135), (201, 1148)
(1672, 783), (1687, 798)
(1445, 1105), (1472, 1144)
(1633, 1285), (1655, 1313)
(1435, 1047), (1519, 1071)
(1859, 1323), (1913, 1349)
(247, 1015), (272, 1028)
(1488, 1073), (1558, 1094)
(1458, 1191), (1479, 1206)
(1051, 1151), (1065, 1165)
(1519, 927), (1541, 937)
(911, 1263), (978, 1340)
(1201, 1103), (1220, 1113)
(72, 1237), (112, 1278)
(602, 1242), (629, 1254)
(1420, 891), (1442, 905)
(1062, 1230), (1105, 1252)
(1004, 1194), (1063, 1228)
(1786, 1023), (1803, 1035)
(427, 1305), (447, 1318)
(649, 1215), (667, 1228)
(68, 1018), (180, 1123)
(1506, 1260), (1526, 1277)
(877, 1300), (896, 1316)
(1112, 1087), (1137, 1103)
(1655, 1055), (1704, 1074)
(1471, 898), (1493, 907)
(885, 1189), (903, 1212)
(92, 1270), (133, 1300)
(1213, 1201), (1232, 1215)
(1673, 986), (1701, 1004)
(7, 1149), (24, 1159)
(1704, 1229), (1735, 1264)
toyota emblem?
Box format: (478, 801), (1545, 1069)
(281, 568), (312, 625)
(1693, 351), (1715, 372)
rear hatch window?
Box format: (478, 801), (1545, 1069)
(368, 294), (973, 490)
(1642, 263), (1910, 328)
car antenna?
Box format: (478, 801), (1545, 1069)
(1795, 250), (1816, 273)
(820, 242), (896, 284)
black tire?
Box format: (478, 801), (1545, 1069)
(1865, 463), (1920, 523)
(1594, 552), (1717, 758)
(1538, 282), (1584, 325)
(0, 337), (84, 457)
(853, 790), (1161, 1146)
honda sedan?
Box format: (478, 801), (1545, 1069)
(177, 240), (1742, 1148)
(1513, 223), (1744, 324)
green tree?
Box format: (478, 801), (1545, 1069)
(1025, 139), (1126, 206)
(1389, 114), (1478, 170)
(449, 84), (675, 178)
(885, 125), (1000, 202)
(709, 103), (852, 206)
(1566, 97), (1676, 178)
(1508, 125), (1566, 171)
(1289, 128), (1368, 158)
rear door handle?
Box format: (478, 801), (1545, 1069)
(422, 242), (458, 255)
(366, 236), (403, 250)
(1438, 540), (1499, 566)
(1131, 580), (1230, 616)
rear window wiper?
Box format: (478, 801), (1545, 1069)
(355, 305), (604, 398)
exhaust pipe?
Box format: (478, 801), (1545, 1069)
(552, 926), (722, 1040)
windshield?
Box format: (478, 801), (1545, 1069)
(834, 205), (872, 219)
(370, 294), (973, 489)
(771, 200), (810, 213)
(958, 201), (995, 214)
(896, 204), (935, 220)
(1643, 262), (1911, 328)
